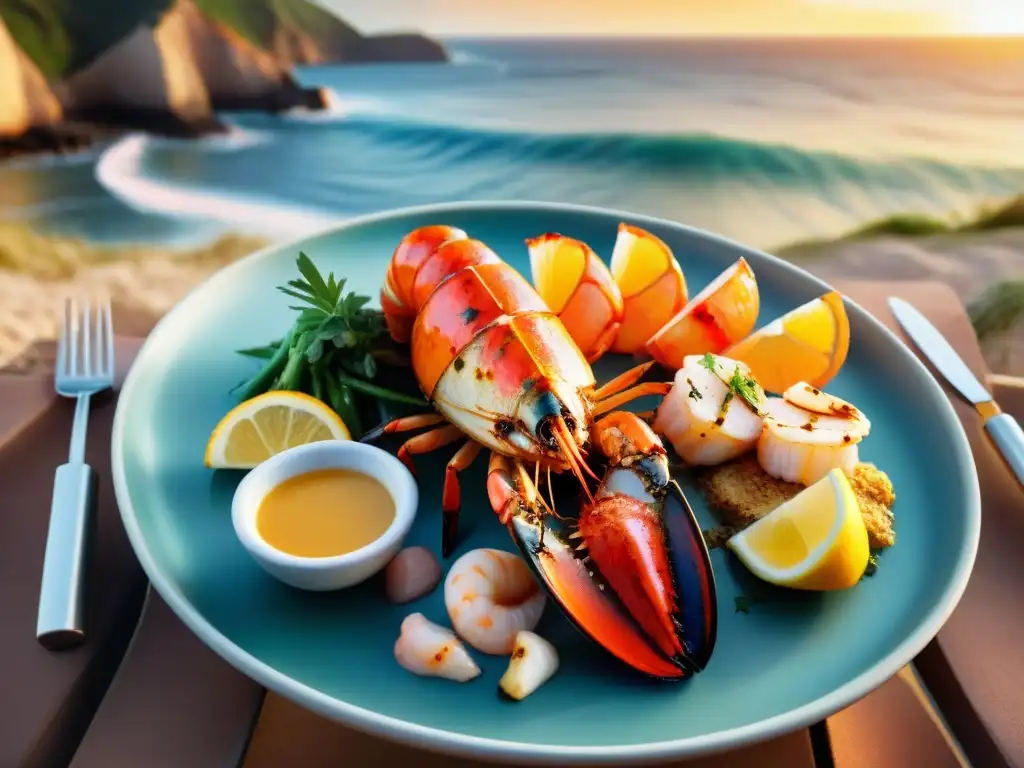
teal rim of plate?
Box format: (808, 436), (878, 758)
(110, 200), (981, 765)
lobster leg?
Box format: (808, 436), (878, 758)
(394, 425), (463, 475)
(487, 451), (691, 680)
(441, 440), (482, 557)
(594, 382), (673, 415)
(592, 360), (656, 401)
(360, 413), (447, 443)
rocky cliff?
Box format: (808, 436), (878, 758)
(0, 0), (447, 153)
(58, 0), (323, 133)
(0, 18), (61, 137)
(58, 3), (215, 133)
(174, 0), (324, 111)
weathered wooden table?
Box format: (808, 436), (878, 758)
(2, 280), (1021, 767)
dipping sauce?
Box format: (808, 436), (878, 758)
(256, 469), (395, 558)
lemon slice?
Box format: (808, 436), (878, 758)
(204, 391), (351, 469)
(724, 291), (850, 394)
(726, 468), (869, 590)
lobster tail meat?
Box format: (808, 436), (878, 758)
(381, 225), (470, 342)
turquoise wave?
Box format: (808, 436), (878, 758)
(326, 115), (1024, 192)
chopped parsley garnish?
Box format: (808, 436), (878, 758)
(728, 364), (764, 413)
(700, 352), (717, 372)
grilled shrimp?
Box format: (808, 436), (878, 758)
(393, 613), (481, 682)
(444, 548), (547, 655)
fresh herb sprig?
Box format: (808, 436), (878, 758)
(235, 253), (429, 436)
(700, 352), (765, 414)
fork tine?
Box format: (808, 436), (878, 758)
(68, 297), (79, 378)
(56, 299), (69, 380)
(94, 300), (104, 377)
(81, 298), (92, 378)
(103, 298), (114, 380)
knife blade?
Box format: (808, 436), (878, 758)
(888, 296), (1024, 488)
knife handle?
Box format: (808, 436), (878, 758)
(985, 414), (1024, 489)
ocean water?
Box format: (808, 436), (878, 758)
(3, 37), (1023, 251)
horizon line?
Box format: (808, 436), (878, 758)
(437, 32), (1024, 40)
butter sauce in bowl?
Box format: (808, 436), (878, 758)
(231, 441), (417, 591)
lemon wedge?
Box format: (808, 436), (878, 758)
(607, 224), (687, 355)
(724, 291), (850, 394)
(726, 468), (869, 590)
(527, 232), (623, 362)
(204, 391), (351, 469)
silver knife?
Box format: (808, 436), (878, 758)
(889, 296), (1024, 488)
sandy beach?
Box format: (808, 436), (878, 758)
(1, 222), (1021, 377)
(0, 224), (267, 374)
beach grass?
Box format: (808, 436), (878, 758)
(778, 193), (1024, 254)
(969, 280), (1024, 343)
(0, 223), (271, 372)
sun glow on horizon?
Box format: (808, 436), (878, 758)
(962, 1), (1024, 34)
(325, 0), (1024, 37)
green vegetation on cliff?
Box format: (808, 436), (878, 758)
(198, 0), (359, 52)
(846, 195), (1024, 240)
(970, 280), (1024, 344)
(0, 0), (445, 80)
(0, 0), (169, 77)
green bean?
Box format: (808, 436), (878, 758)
(336, 374), (429, 408)
(275, 343), (308, 392)
(237, 330), (292, 402)
(311, 367), (325, 402)
(325, 377), (363, 436)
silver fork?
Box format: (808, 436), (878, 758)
(36, 297), (114, 651)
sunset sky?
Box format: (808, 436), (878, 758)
(324, 0), (1024, 36)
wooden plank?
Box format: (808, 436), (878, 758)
(0, 340), (148, 768)
(242, 695), (816, 768)
(70, 591), (265, 768)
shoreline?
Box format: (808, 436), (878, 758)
(0, 87), (329, 163)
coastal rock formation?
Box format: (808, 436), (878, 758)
(174, 0), (324, 112)
(354, 33), (449, 64)
(57, 0), (325, 134)
(0, 0), (445, 153)
(59, 5), (215, 133)
(0, 19), (61, 138)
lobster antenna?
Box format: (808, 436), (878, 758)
(546, 465), (558, 518)
(552, 418), (595, 501)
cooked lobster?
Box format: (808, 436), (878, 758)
(364, 225), (717, 679)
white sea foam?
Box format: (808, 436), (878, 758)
(95, 134), (339, 237)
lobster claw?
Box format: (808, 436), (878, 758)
(487, 439), (718, 680)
